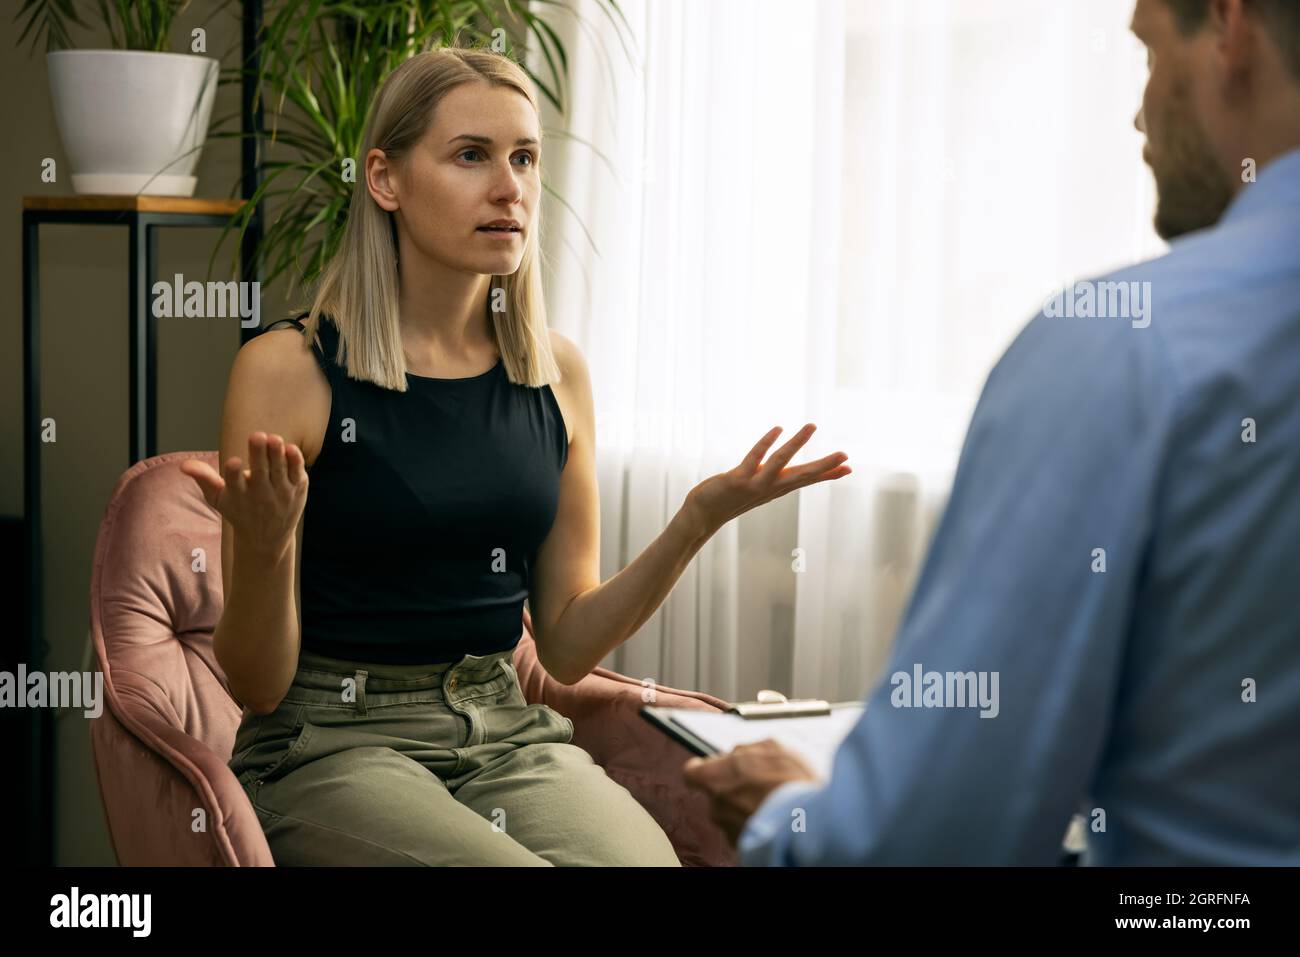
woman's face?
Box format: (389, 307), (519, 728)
(372, 80), (541, 277)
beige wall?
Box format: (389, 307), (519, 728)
(1, 8), (297, 865)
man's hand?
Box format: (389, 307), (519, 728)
(681, 739), (821, 846)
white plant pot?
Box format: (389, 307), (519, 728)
(47, 50), (220, 197)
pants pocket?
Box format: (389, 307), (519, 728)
(557, 707), (576, 742)
(497, 659), (574, 743)
(231, 704), (265, 749)
(257, 719), (316, 785)
(525, 703), (575, 743)
(229, 707), (274, 777)
(236, 702), (312, 787)
(498, 659), (526, 703)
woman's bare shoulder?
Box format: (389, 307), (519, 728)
(224, 323), (331, 467)
(233, 323), (321, 388)
(546, 329), (591, 448)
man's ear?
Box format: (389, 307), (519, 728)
(1209, 0), (1257, 89)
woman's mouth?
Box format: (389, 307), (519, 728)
(477, 225), (522, 240)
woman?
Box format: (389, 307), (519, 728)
(182, 46), (850, 866)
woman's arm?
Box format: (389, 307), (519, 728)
(529, 336), (850, 685)
(188, 331), (315, 714)
(217, 511), (301, 715)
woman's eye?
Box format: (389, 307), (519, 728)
(458, 149), (535, 167)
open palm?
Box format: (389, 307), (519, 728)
(685, 424), (851, 536)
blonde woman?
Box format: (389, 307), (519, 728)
(182, 46), (850, 866)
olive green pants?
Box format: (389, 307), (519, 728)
(228, 647), (682, 866)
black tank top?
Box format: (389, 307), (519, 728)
(271, 313), (568, 664)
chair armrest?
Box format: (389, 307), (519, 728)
(512, 636), (738, 867)
(90, 700), (273, 866)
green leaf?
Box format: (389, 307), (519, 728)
(13, 0), (87, 54)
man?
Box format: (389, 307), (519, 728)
(684, 0), (1300, 865)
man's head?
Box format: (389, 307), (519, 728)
(1132, 0), (1300, 239)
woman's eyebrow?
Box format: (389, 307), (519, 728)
(448, 133), (540, 146)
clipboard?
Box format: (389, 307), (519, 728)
(641, 691), (865, 779)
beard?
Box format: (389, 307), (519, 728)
(1148, 75), (1237, 240)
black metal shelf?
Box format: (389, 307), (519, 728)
(19, 0), (267, 865)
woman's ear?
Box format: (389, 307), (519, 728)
(365, 147), (401, 212)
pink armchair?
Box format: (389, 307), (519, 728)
(88, 451), (737, 866)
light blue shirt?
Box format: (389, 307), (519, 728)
(739, 146), (1300, 866)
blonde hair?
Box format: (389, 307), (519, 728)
(291, 46), (560, 391)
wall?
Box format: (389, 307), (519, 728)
(1, 6), (296, 865)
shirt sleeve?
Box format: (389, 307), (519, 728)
(738, 307), (1182, 865)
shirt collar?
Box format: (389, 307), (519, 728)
(1220, 143), (1300, 226)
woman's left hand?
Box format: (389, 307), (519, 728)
(683, 424), (851, 537)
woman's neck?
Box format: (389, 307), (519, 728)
(397, 263), (495, 360)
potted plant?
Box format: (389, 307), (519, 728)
(15, 0), (225, 196)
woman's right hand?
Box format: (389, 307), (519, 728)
(180, 432), (309, 562)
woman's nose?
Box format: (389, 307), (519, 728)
(492, 163), (524, 201)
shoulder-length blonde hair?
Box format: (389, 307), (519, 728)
(291, 46), (559, 391)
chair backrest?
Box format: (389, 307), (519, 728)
(91, 447), (239, 748)
(91, 451), (237, 751)
(88, 451), (256, 865)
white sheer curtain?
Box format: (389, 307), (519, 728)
(530, 0), (1165, 703)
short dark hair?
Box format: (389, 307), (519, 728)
(1163, 0), (1214, 34)
(1163, 0), (1300, 82)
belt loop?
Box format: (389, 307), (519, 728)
(354, 669), (368, 716)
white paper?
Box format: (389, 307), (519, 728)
(670, 705), (865, 780)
